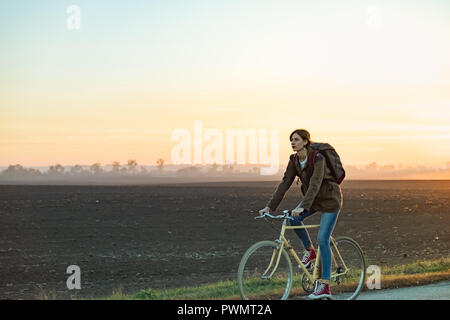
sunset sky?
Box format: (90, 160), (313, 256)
(1, 0), (450, 170)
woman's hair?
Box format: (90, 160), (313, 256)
(289, 129), (311, 147)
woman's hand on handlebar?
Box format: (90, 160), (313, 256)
(291, 207), (305, 217)
(258, 207), (271, 216)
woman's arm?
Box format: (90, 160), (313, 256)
(265, 157), (297, 211)
(300, 155), (325, 211)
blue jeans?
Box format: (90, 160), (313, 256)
(289, 203), (339, 280)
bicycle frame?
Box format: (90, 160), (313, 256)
(262, 217), (350, 283)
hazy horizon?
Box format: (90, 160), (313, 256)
(2, 160), (450, 181)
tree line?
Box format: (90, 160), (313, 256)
(0, 159), (165, 178)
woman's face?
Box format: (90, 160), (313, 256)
(290, 133), (307, 152)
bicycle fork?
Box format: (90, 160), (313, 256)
(261, 239), (286, 279)
(261, 220), (290, 279)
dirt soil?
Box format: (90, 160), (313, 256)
(0, 180), (449, 299)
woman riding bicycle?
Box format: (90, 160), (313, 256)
(258, 129), (343, 300)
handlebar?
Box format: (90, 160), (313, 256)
(255, 209), (294, 221)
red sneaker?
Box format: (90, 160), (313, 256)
(308, 280), (332, 300)
(301, 248), (316, 268)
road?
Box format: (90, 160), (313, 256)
(332, 281), (450, 300)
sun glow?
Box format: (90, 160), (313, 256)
(1, 1), (449, 174)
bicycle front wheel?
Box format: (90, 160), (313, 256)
(237, 240), (293, 300)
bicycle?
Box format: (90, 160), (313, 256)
(237, 209), (366, 300)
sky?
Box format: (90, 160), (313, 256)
(1, 0), (450, 170)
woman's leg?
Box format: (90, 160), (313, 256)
(317, 211), (339, 281)
(289, 205), (318, 249)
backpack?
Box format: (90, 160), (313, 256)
(295, 142), (346, 184)
(308, 142), (346, 184)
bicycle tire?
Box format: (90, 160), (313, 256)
(237, 240), (293, 300)
(331, 236), (367, 300)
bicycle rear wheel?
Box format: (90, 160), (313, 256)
(330, 236), (366, 300)
(237, 240), (293, 300)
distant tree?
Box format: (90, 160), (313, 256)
(156, 158), (164, 171)
(1, 164), (25, 177)
(111, 161), (121, 174)
(27, 167), (42, 177)
(127, 159), (138, 174)
(70, 164), (84, 175)
(1, 164), (41, 178)
(48, 163), (65, 175)
(90, 163), (103, 175)
(365, 162), (377, 170)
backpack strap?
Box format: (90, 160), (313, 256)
(306, 149), (320, 177)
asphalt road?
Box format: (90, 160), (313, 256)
(333, 281), (450, 300)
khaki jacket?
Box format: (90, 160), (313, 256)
(266, 146), (343, 212)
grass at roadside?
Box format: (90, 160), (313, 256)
(95, 256), (450, 300)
